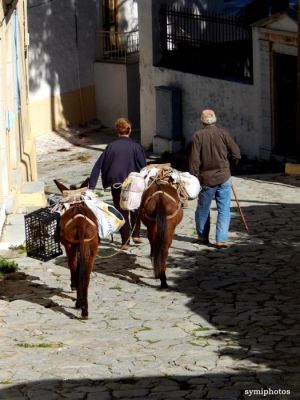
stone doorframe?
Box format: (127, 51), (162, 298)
(253, 26), (297, 160)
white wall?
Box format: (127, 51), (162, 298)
(140, 67), (259, 158)
(94, 63), (128, 127)
(138, 0), (260, 158)
(0, 35), (9, 200)
(28, 0), (100, 101)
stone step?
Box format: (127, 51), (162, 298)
(0, 181), (47, 249)
(0, 213), (26, 250)
(17, 181), (47, 212)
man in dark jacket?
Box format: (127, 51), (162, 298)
(89, 118), (147, 250)
(189, 109), (241, 248)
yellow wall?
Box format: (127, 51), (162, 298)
(285, 163), (300, 176)
(1, 0), (39, 219)
(30, 85), (97, 136)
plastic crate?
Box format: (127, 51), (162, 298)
(24, 208), (63, 261)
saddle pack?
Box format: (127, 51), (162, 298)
(119, 172), (146, 211)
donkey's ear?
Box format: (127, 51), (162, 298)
(80, 177), (90, 188)
(53, 179), (69, 193)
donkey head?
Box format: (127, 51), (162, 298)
(54, 177), (90, 193)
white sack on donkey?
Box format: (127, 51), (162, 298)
(119, 172), (146, 211)
(179, 172), (201, 199)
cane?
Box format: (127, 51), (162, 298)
(231, 184), (250, 234)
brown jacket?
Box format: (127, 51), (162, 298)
(189, 125), (241, 186)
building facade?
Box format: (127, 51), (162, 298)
(0, 0), (38, 236)
(94, 0), (140, 130)
(27, 0), (101, 136)
(138, 0), (299, 160)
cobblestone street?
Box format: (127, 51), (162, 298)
(0, 128), (300, 399)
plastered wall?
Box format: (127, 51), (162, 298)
(138, 0), (260, 158)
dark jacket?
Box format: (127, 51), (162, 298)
(189, 125), (241, 187)
(89, 137), (147, 189)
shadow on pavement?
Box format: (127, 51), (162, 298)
(165, 201), (300, 397)
(1, 196), (299, 398)
(54, 241), (155, 288)
(0, 272), (77, 319)
(52, 125), (142, 152)
(0, 374), (296, 399)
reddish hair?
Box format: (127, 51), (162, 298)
(115, 118), (132, 136)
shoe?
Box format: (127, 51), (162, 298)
(196, 236), (210, 245)
(132, 237), (143, 244)
(121, 243), (130, 251)
(215, 242), (230, 249)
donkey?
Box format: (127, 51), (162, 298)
(140, 181), (183, 288)
(54, 178), (99, 319)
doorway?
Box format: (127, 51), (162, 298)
(273, 53), (297, 157)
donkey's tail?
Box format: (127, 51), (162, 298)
(78, 237), (87, 284)
(76, 224), (88, 289)
(153, 194), (167, 278)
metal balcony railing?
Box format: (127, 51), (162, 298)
(96, 30), (139, 63)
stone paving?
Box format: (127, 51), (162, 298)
(0, 127), (300, 399)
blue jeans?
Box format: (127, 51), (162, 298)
(195, 178), (232, 243)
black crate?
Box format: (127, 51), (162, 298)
(24, 208), (63, 261)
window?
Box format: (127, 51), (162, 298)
(103, 0), (118, 32)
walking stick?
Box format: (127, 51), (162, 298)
(231, 184), (250, 234)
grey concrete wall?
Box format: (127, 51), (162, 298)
(140, 67), (259, 158)
(94, 62), (128, 127)
(94, 61), (140, 130)
(28, 0), (100, 101)
(126, 62), (140, 130)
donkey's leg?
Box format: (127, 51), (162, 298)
(76, 279), (83, 310)
(64, 243), (78, 291)
(75, 268), (83, 310)
(147, 224), (156, 262)
(159, 225), (176, 289)
(160, 270), (168, 289)
(81, 243), (98, 319)
(75, 247), (84, 310)
(65, 244), (82, 310)
(159, 246), (169, 289)
(81, 274), (90, 319)
(150, 243), (154, 263)
(147, 223), (167, 287)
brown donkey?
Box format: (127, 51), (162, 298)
(140, 182), (183, 288)
(54, 178), (99, 319)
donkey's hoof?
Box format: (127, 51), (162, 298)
(75, 301), (81, 309)
(160, 282), (169, 289)
(70, 284), (76, 291)
(81, 311), (88, 319)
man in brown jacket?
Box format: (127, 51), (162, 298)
(189, 109), (241, 248)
